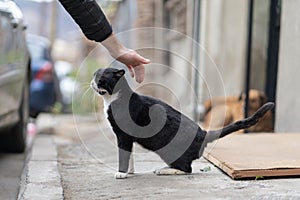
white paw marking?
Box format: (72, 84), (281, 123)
(114, 172), (128, 179)
(154, 167), (187, 175)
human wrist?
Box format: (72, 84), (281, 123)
(101, 33), (127, 59)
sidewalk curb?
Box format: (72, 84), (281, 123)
(18, 135), (63, 200)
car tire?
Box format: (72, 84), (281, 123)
(0, 76), (29, 153)
(29, 108), (40, 119)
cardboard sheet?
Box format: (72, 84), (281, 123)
(203, 133), (300, 179)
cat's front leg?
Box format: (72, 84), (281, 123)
(115, 136), (133, 179)
(115, 148), (131, 179)
(128, 146), (134, 174)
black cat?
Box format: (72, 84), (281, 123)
(91, 68), (274, 179)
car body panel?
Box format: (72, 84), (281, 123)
(0, 0), (29, 130)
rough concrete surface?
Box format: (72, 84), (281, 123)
(18, 135), (63, 200)
(24, 114), (300, 199)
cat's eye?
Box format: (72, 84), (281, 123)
(98, 80), (104, 86)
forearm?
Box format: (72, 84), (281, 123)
(59, 0), (150, 83)
(58, 0), (112, 42)
(101, 33), (126, 58)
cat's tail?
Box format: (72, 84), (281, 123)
(205, 102), (274, 142)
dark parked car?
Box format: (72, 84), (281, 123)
(27, 34), (60, 118)
(0, 0), (30, 152)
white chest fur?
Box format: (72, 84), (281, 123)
(102, 92), (119, 119)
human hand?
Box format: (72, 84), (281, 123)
(115, 48), (150, 83)
(102, 34), (150, 83)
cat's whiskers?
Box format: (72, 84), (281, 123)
(81, 86), (94, 101)
(80, 82), (93, 90)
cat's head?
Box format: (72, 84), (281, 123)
(91, 68), (126, 95)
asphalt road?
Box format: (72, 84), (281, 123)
(0, 152), (26, 200)
(0, 124), (34, 200)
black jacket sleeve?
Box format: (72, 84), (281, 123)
(58, 0), (113, 42)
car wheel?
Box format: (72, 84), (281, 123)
(1, 77), (29, 153)
(29, 108), (40, 119)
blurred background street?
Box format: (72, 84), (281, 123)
(10, 0), (299, 131)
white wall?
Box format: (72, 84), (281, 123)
(199, 0), (248, 102)
(275, 0), (300, 132)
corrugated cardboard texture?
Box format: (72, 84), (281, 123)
(203, 133), (300, 179)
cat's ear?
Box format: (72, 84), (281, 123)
(115, 69), (125, 78)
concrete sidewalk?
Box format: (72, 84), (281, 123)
(20, 114), (300, 199)
(18, 135), (63, 200)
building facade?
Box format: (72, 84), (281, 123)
(111, 0), (299, 132)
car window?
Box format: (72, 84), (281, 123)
(27, 43), (44, 60)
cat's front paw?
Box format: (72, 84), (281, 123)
(114, 172), (128, 179)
